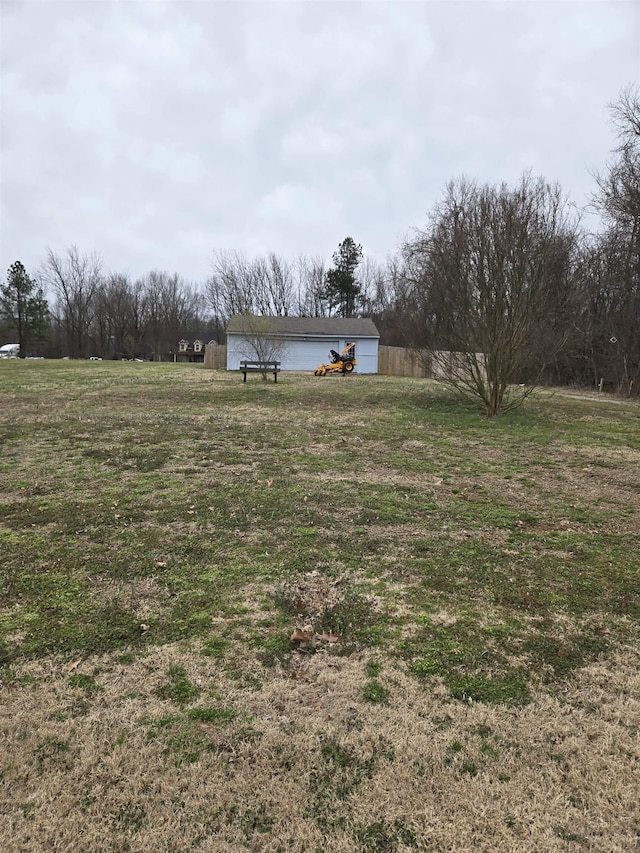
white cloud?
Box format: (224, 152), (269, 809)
(1, 0), (638, 282)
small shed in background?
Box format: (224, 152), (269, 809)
(226, 316), (380, 373)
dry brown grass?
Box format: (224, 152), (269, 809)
(1, 643), (638, 852)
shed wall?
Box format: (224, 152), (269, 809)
(226, 334), (378, 373)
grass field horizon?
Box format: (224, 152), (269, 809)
(1, 360), (638, 852)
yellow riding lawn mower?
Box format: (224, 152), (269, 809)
(314, 343), (357, 376)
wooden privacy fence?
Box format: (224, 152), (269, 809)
(204, 343), (227, 369)
(206, 342), (466, 379)
(377, 346), (431, 378)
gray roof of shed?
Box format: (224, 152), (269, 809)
(227, 316), (379, 338)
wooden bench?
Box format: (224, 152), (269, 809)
(239, 360), (281, 382)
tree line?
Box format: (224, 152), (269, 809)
(2, 87), (638, 411)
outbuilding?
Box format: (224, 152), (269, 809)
(226, 316), (380, 374)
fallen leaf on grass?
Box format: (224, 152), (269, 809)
(290, 628), (340, 646)
(290, 628), (313, 644)
(318, 632), (340, 644)
(65, 660), (81, 673)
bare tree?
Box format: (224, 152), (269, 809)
(207, 250), (257, 322)
(230, 314), (289, 378)
(139, 271), (203, 359)
(586, 85), (640, 395)
(207, 250), (300, 323)
(356, 254), (417, 346)
(40, 247), (103, 358)
(254, 253), (295, 316)
(295, 255), (328, 316)
(405, 174), (580, 415)
(92, 273), (151, 359)
(358, 257), (386, 315)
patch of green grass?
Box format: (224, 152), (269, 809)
(553, 825), (586, 844)
(238, 804), (275, 839)
(479, 740), (501, 760)
(523, 631), (609, 681)
(254, 631), (293, 667)
(401, 618), (532, 706)
(144, 714), (210, 767)
(364, 658), (382, 678)
(449, 672), (531, 706)
(34, 736), (71, 772)
(215, 802), (276, 840)
(292, 526), (318, 538)
(19, 802), (35, 820)
(362, 679), (389, 703)
(200, 637), (231, 658)
(353, 818), (419, 851)
(0, 639), (12, 669)
(307, 734), (395, 831)
(155, 663), (200, 707)
(356, 487), (423, 525)
(443, 732), (509, 778)
(112, 801), (147, 833)
(68, 672), (103, 694)
(186, 706), (237, 724)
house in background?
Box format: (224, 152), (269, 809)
(226, 316), (380, 373)
(171, 339), (206, 363)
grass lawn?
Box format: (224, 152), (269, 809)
(1, 359), (638, 851)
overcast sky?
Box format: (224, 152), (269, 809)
(1, 0), (638, 285)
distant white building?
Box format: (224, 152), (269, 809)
(226, 316), (380, 373)
(0, 344), (20, 358)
